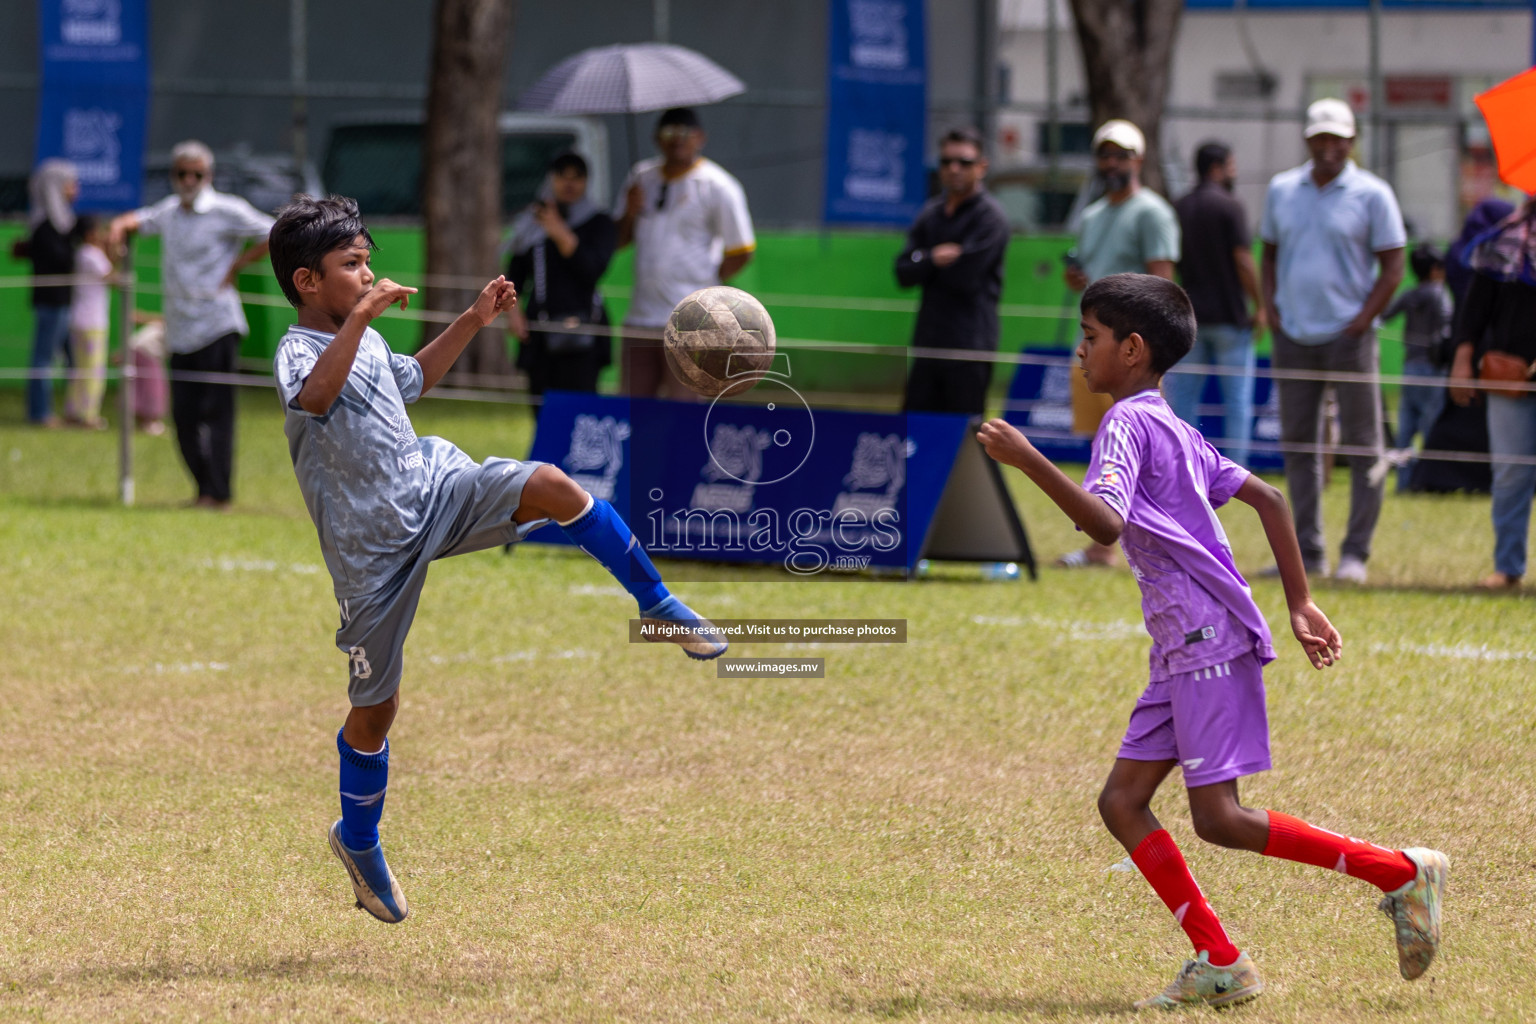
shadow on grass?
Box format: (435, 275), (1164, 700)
(23, 951), (332, 986)
(848, 990), (1133, 1019)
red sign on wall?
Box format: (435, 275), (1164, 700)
(1385, 76), (1452, 109)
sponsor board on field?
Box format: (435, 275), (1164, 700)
(527, 391), (1033, 578)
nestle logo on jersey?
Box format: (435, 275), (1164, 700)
(397, 451), (424, 471)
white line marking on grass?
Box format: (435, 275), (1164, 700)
(972, 615), (1149, 641)
(426, 648), (597, 666)
(203, 557), (321, 575)
(1367, 640), (1536, 663)
(122, 661), (231, 675)
(567, 584), (628, 597)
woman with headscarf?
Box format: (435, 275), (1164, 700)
(24, 159), (79, 426)
(1408, 199), (1515, 495)
(505, 152), (616, 414)
(1448, 197), (1536, 589)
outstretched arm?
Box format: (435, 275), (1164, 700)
(414, 276), (518, 395)
(1231, 474), (1341, 669)
(977, 418), (1125, 545)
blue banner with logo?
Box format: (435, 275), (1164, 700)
(526, 392), (974, 574)
(35, 0), (150, 211)
(823, 0), (928, 226)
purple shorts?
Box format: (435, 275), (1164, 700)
(1117, 650), (1272, 787)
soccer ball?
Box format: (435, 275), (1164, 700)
(663, 286), (776, 398)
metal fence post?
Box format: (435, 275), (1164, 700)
(117, 246), (135, 506)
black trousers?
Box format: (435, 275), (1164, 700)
(169, 332), (240, 502)
(903, 356), (994, 415)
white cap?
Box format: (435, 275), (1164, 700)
(1091, 119), (1145, 157)
(1304, 98), (1357, 140)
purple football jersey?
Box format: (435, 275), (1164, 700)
(1084, 389), (1276, 680)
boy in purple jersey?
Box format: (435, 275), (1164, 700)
(977, 273), (1447, 1010)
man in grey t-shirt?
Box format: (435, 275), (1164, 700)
(1060, 119), (1180, 568)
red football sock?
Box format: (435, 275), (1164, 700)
(1263, 810), (1415, 892)
(1131, 829), (1241, 967)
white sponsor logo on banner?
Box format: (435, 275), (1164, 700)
(848, 0), (909, 69)
(844, 129), (905, 203)
(564, 414), (629, 501)
(61, 0), (123, 46)
(63, 107), (122, 185)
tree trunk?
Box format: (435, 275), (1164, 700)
(422, 0), (515, 383)
(1068, 0), (1183, 197)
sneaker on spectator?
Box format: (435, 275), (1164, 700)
(1335, 555), (1369, 584)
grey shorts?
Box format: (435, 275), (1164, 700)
(335, 457), (548, 707)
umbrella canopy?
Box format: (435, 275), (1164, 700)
(516, 43), (745, 115)
(1475, 67), (1536, 194)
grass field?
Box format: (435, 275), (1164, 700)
(1, 388), (1532, 1022)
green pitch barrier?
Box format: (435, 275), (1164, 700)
(0, 222), (1409, 396)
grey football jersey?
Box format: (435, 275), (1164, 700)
(275, 325), (475, 597)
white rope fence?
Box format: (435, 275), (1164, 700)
(5, 270), (1534, 505)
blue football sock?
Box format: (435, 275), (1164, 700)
(561, 497), (669, 612)
(337, 730), (389, 851)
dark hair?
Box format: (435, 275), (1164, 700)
(72, 213), (101, 241)
(548, 151), (588, 177)
(657, 107), (701, 130)
(939, 126), (986, 156)
(1194, 141), (1232, 181)
(1080, 273), (1196, 375)
(268, 195), (376, 308)
(1409, 242), (1444, 282)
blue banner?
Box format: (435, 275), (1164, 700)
(526, 392), (976, 574)
(36, 0), (150, 212)
(1003, 348), (1282, 470)
(823, 0), (928, 226)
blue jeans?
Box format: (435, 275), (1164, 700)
(1486, 393), (1536, 579)
(1396, 357), (1446, 493)
(28, 303), (71, 423)
(1162, 324), (1255, 468)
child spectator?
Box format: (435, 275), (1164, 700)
(268, 195), (727, 924)
(62, 215), (112, 429)
(128, 317), (168, 435)
(1382, 244), (1453, 492)
(977, 273), (1446, 1010)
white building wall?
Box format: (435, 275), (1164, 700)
(997, 3), (1531, 238)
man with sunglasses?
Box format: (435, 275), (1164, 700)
(894, 127), (1011, 415)
(110, 140), (274, 509)
(614, 107), (756, 398)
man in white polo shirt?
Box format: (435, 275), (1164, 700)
(111, 140), (274, 508)
(615, 107), (756, 398)
(1261, 99), (1406, 583)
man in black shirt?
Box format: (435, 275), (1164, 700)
(1164, 142), (1265, 467)
(894, 127), (1010, 414)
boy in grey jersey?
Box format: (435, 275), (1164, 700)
(269, 195), (727, 924)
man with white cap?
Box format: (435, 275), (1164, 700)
(1260, 99), (1405, 584)
(1058, 118), (1181, 568)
